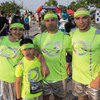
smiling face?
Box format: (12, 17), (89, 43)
(74, 14), (91, 32)
(10, 27), (23, 40)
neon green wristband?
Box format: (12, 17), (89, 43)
(20, 44), (34, 50)
(74, 10), (90, 18)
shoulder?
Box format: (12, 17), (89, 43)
(34, 32), (42, 37)
(95, 28), (100, 34)
(17, 60), (23, 65)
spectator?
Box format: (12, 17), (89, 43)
(0, 10), (8, 36)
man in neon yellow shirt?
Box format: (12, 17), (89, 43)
(70, 7), (100, 100)
(33, 12), (72, 100)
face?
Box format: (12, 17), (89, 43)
(10, 27), (23, 39)
(20, 46), (35, 60)
(44, 17), (58, 32)
(74, 15), (91, 32)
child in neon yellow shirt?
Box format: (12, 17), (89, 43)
(15, 38), (44, 100)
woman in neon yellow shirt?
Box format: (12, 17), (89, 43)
(0, 15), (49, 100)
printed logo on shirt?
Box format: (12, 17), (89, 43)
(72, 41), (88, 56)
(42, 41), (60, 57)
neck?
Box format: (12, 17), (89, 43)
(48, 28), (58, 34)
(79, 25), (90, 32)
(26, 56), (35, 61)
(9, 35), (17, 42)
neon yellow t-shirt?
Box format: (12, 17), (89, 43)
(15, 56), (42, 99)
(70, 26), (100, 84)
(0, 36), (23, 83)
(33, 30), (72, 81)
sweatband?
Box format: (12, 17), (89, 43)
(20, 44), (34, 50)
(74, 10), (90, 18)
(10, 23), (24, 29)
(44, 13), (58, 20)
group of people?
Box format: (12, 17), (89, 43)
(0, 9), (32, 37)
(0, 7), (100, 100)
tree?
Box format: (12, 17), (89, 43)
(44, 0), (58, 6)
(59, 5), (67, 12)
(44, 0), (58, 13)
(68, 1), (88, 11)
(0, 1), (22, 13)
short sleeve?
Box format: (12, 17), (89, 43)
(15, 64), (23, 77)
(32, 34), (41, 49)
(65, 35), (72, 52)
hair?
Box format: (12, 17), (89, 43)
(20, 38), (33, 46)
(0, 10), (5, 15)
(11, 15), (25, 26)
(15, 9), (20, 14)
(41, 14), (44, 20)
(57, 14), (60, 21)
(76, 7), (88, 12)
(65, 22), (74, 33)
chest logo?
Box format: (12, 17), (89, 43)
(0, 47), (17, 59)
(42, 41), (60, 57)
(28, 67), (40, 82)
(72, 41), (88, 56)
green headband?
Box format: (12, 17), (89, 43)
(44, 13), (58, 20)
(10, 23), (24, 29)
(20, 44), (34, 50)
(74, 10), (90, 18)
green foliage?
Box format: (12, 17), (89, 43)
(59, 5), (67, 12)
(0, 1), (22, 13)
(44, 0), (58, 13)
(68, 1), (88, 12)
(44, 0), (58, 6)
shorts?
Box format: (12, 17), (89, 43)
(43, 78), (67, 98)
(0, 80), (16, 100)
(25, 24), (29, 30)
(23, 94), (43, 100)
(72, 80), (100, 100)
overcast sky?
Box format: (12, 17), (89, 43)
(0, 0), (76, 12)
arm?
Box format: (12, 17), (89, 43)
(90, 72), (100, 89)
(0, 23), (7, 34)
(15, 77), (22, 99)
(34, 49), (50, 78)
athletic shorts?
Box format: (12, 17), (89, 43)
(72, 80), (100, 100)
(0, 80), (16, 100)
(43, 78), (67, 98)
(25, 24), (29, 30)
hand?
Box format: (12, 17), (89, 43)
(42, 64), (50, 78)
(90, 76), (100, 89)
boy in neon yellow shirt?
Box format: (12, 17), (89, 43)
(15, 38), (44, 100)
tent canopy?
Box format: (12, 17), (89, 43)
(67, 9), (75, 15)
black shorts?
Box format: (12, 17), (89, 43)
(25, 24), (29, 30)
